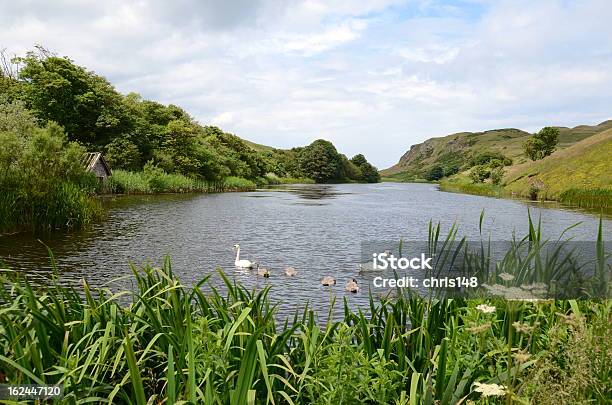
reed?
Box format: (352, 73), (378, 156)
(105, 170), (257, 194)
(221, 176), (257, 191)
(0, 182), (101, 233)
(558, 187), (612, 209)
(438, 180), (504, 198)
(264, 173), (316, 185)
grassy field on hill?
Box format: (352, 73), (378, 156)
(383, 121), (612, 209)
(502, 128), (612, 207)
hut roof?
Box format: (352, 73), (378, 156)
(82, 152), (112, 176)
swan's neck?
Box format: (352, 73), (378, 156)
(235, 248), (240, 262)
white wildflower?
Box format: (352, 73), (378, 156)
(476, 304), (496, 314)
(473, 382), (506, 397)
(498, 272), (515, 281)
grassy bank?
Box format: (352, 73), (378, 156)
(0, 182), (102, 233)
(439, 177), (612, 210)
(105, 170), (320, 195)
(105, 170), (257, 194)
(439, 177), (504, 198)
(263, 173), (315, 185)
(558, 188), (612, 209)
(0, 217), (609, 404)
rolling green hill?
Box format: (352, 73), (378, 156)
(503, 128), (612, 203)
(381, 120), (612, 182)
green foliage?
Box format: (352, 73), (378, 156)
(490, 167), (504, 185)
(524, 127), (559, 161)
(1, 48), (377, 186)
(106, 169), (256, 194)
(436, 151), (466, 175)
(105, 137), (141, 171)
(222, 176), (257, 191)
(469, 165), (489, 183)
(439, 178), (503, 197)
(298, 139), (343, 183)
(425, 165), (444, 181)
(558, 188), (612, 209)
(350, 153), (380, 183)
(341, 155), (362, 181)
(0, 101), (100, 232)
(470, 151), (512, 167)
(16, 48), (130, 147)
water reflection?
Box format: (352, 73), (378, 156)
(268, 184), (352, 200)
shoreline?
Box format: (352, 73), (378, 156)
(381, 179), (611, 215)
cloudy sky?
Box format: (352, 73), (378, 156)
(2, 0), (611, 168)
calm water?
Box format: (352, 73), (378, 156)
(1, 183), (610, 318)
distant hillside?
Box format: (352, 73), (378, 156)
(382, 120), (612, 181)
(242, 139), (276, 152)
(503, 127), (612, 199)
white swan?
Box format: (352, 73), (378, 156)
(345, 278), (359, 293)
(233, 244), (254, 268)
(284, 267), (297, 277)
(321, 276), (336, 286)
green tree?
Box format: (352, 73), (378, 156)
(105, 138), (141, 171)
(341, 155), (362, 181)
(350, 154), (380, 183)
(16, 49), (130, 146)
(490, 167), (504, 185)
(350, 154), (368, 167)
(524, 127), (559, 161)
(359, 162), (380, 183)
(425, 165), (444, 181)
(469, 165), (488, 183)
(299, 139), (342, 183)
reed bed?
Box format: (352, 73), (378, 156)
(105, 170), (256, 194)
(0, 182), (101, 233)
(438, 180), (504, 198)
(0, 216), (609, 404)
(559, 187), (612, 209)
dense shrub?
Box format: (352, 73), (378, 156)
(0, 100), (100, 232)
(425, 165), (444, 181)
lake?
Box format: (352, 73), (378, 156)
(1, 183), (610, 318)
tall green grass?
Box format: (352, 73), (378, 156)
(559, 187), (612, 209)
(264, 173), (316, 185)
(439, 179), (504, 198)
(0, 216), (609, 404)
(105, 170), (256, 194)
(0, 182), (101, 233)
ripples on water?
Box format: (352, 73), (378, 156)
(1, 183), (610, 319)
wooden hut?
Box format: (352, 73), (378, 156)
(82, 152), (112, 180)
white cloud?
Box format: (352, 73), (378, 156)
(397, 44), (461, 64)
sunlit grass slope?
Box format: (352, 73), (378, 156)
(503, 128), (612, 205)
